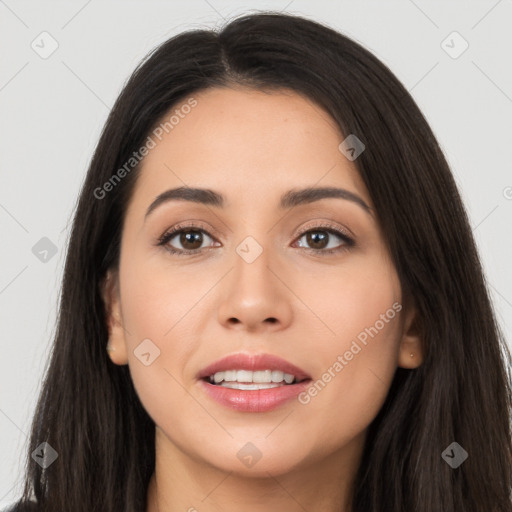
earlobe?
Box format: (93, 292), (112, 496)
(100, 269), (129, 365)
(397, 302), (423, 369)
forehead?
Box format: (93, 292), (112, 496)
(130, 86), (370, 213)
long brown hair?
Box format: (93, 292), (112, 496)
(16, 11), (512, 512)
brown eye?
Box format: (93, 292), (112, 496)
(162, 228), (216, 253)
(157, 223), (354, 257)
(176, 230), (204, 250)
(295, 227), (354, 253)
(304, 231), (329, 250)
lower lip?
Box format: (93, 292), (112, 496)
(199, 378), (312, 412)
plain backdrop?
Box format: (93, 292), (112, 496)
(1, 0), (511, 506)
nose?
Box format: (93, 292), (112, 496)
(216, 244), (293, 333)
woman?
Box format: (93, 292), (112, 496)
(9, 11), (512, 512)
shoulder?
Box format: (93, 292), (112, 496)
(1, 501), (38, 512)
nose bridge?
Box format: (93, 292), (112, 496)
(216, 227), (292, 330)
(231, 232), (277, 299)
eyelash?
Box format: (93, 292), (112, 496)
(156, 221), (355, 257)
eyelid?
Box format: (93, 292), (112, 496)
(157, 220), (220, 243)
(294, 219), (354, 240)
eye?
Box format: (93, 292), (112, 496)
(156, 222), (355, 256)
(293, 224), (355, 254)
(157, 223), (219, 256)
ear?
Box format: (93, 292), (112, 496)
(100, 269), (129, 365)
(397, 300), (423, 369)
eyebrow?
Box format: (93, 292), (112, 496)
(145, 185), (372, 219)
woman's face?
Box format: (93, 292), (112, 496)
(104, 86), (421, 478)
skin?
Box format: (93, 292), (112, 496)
(102, 86), (423, 512)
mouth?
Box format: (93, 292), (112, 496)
(197, 352), (311, 384)
(196, 352), (312, 412)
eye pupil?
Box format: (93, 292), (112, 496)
(307, 231), (328, 249)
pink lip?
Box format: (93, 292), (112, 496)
(199, 378), (312, 412)
(197, 352), (312, 413)
(197, 352), (311, 381)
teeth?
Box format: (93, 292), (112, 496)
(208, 369), (297, 385)
(237, 370), (252, 382)
(271, 370), (284, 382)
(224, 370), (237, 382)
(283, 373), (294, 384)
(253, 369), (272, 383)
(220, 382), (283, 390)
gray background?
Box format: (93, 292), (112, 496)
(1, 0), (511, 506)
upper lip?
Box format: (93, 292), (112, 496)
(197, 352), (312, 381)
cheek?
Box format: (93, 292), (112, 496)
(117, 257), (203, 424)
(120, 243), (208, 345)
(293, 249), (401, 352)
(294, 313), (401, 454)
(293, 256), (402, 437)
